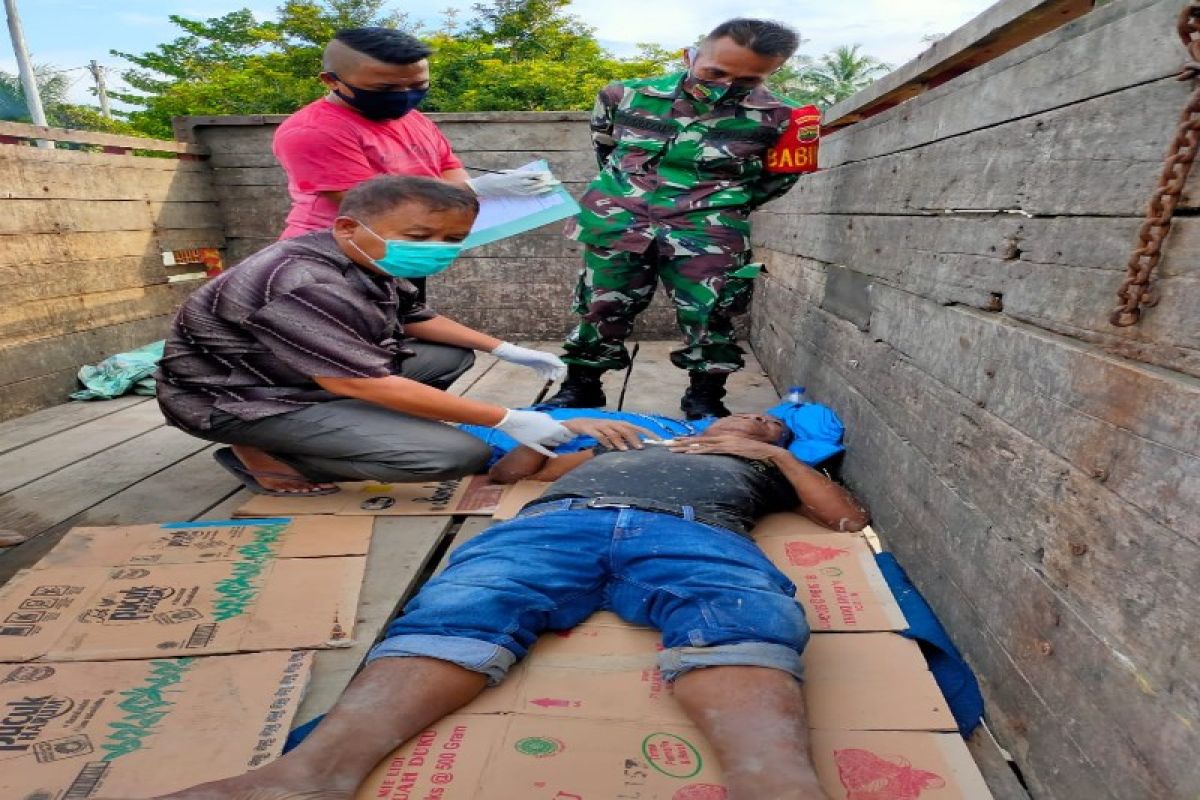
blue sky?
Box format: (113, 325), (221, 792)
(2, 0), (995, 107)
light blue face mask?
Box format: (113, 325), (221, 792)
(350, 221), (463, 279)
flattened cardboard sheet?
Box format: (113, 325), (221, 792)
(491, 480), (552, 520)
(753, 511), (851, 539)
(481, 715), (727, 800)
(0, 557), (365, 661)
(802, 633), (956, 732)
(811, 729), (995, 800)
(356, 713), (507, 800)
(236, 475), (507, 517)
(0, 651), (313, 799)
(37, 516), (373, 568)
(756, 532), (907, 631)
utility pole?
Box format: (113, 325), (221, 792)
(3, 0), (51, 147)
(88, 60), (110, 118)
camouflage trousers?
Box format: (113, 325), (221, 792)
(562, 241), (762, 373)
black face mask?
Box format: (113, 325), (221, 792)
(329, 73), (428, 121)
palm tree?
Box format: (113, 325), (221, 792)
(795, 45), (890, 108)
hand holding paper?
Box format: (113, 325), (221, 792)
(467, 169), (560, 197)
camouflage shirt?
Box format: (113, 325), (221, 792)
(565, 71), (802, 255)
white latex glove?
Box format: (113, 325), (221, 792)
(495, 409), (574, 456)
(466, 169), (559, 197)
(491, 342), (568, 382)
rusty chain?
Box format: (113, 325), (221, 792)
(1110, 1), (1200, 326)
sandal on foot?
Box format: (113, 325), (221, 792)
(212, 447), (340, 497)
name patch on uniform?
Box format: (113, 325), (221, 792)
(766, 105), (821, 174)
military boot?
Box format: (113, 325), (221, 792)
(540, 365), (607, 409)
(680, 372), (731, 420)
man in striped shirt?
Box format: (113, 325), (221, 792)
(156, 177), (574, 496)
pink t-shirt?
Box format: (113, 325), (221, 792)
(272, 98), (464, 238)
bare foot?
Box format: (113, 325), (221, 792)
(144, 756), (354, 800)
(231, 445), (338, 494)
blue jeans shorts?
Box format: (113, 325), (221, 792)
(367, 500), (810, 685)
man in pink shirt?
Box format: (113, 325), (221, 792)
(274, 27), (554, 240)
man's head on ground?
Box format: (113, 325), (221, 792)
(685, 19), (799, 102)
(703, 413), (792, 446)
(321, 28), (432, 120)
(334, 176), (478, 277)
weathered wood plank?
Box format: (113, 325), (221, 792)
(775, 77), (1195, 218)
(751, 287), (1200, 798)
(0, 315), (173, 387)
(752, 213), (1200, 377)
(620, 340), (778, 416)
(966, 724), (1032, 800)
(0, 400), (166, 494)
(446, 352), (499, 397)
(437, 120), (588, 152)
(0, 281), (195, 345)
(0, 155), (217, 202)
(294, 516), (452, 727)
(0, 425), (210, 542)
(822, 0), (1175, 167)
(0, 120), (205, 154)
(0, 229), (225, 268)
(0, 370), (91, 424)
(0, 442), (238, 582)
(0, 199), (223, 235)
(460, 341), (555, 408)
(191, 488), (253, 520)
(455, 149), (599, 182)
(0, 396), (149, 456)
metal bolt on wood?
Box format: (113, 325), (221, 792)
(1110, 1), (1200, 326)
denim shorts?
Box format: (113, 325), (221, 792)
(367, 500), (810, 684)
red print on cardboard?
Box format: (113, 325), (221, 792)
(673, 784), (728, 800)
(784, 541), (849, 567)
(835, 749), (946, 800)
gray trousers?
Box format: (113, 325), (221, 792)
(198, 343), (493, 483)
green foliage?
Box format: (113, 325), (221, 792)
(770, 45), (890, 109)
(0, 66), (141, 135)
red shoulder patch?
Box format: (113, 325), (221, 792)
(766, 105), (821, 174)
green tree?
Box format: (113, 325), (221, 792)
(791, 45), (890, 108)
(110, 0), (673, 133)
(0, 66), (140, 135)
(111, 1), (405, 137)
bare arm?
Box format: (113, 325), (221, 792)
(315, 374), (506, 426)
(669, 435), (869, 532)
(488, 418), (652, 484)
(404, 316), (502, 352)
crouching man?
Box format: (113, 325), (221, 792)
(156, 176), (573, 496)
(154, 412), (867, 800)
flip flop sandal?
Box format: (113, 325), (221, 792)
(212, 447), (341, 497)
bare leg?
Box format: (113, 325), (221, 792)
(231, 445), (337, 494)
(152, 657), (487, 800)
(673, 666), (830, 800)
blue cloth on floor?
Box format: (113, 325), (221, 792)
(460, 403), (845, 468)
(876, 552), (984, 736)
(284, 716), (321, 752)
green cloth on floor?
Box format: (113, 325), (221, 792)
(70, 340), (164, 401)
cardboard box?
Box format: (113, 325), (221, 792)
(36, 516), (374, 568)
(480, 715), (727, 800)
(0, 557), (365, 661)
(236, 475), (508, 517)
(802, 634), (957, 732)
(756, 532), (907, 632)
(753, 511), (851, 539)
(492, 480), (552, 520)
(0, 651), (313, 799)
(356, 713), (508, 800)
(811, 729), (995, 799)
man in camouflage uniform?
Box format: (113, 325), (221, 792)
(543, 18), (804, 419)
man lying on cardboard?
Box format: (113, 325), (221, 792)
(156, 413), (868, 800)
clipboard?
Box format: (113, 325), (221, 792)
(461, 160), (581, 249)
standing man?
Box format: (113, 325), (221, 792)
(273, 27), (555, 294)
(545, 19), (805, 418)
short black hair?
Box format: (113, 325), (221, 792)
(340, 176), (479, 222)
(332, 27), (432, 66)
(705, 18), (800, 59)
